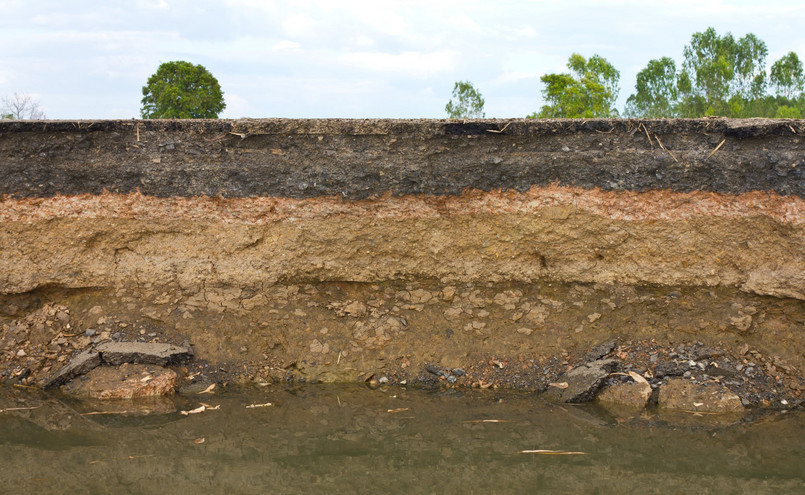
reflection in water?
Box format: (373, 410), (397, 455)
(0, 385), (803, 494)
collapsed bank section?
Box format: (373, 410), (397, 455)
(0, 119), (803, 408)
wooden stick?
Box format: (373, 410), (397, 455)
(486, 122), (511, 134)
(0, 405), (42, 413)
(706, 138), (726, 160)
(520, 449), (587, 455)
(462, 419), (512, 423)
(655, 135), (678, 163)
(640, 123), (653, 148)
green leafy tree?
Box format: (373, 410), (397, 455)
(770, 52), (804, 100)
(626, 28), (795, 118)
(624, 57), (679, 117)
(445, 81), (485, 118)
(775, 104), (801, 119)
(533, 54), (620, 118)
(677, 27), (767, 116)
(141, 61), (226, 119)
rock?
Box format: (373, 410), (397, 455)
(706, 362), (739, 378)
(409, 289), (432, 304)
(730, 315), (752, 331)
(341, 301), (367, 317)
(42, 349), (101, 389)
(690, 347), (723, 361)
(583, 340), (617, 362)
(658, 378), (744, 413)
(95, 341), (193, 366)
(425, 363), (444, 376)
(653, 360), (685, 378)
(63, 363), (178, 399)
(440, 286), (456, 302)
(597, 379), (652, 410)
(543, 359), (618, 403)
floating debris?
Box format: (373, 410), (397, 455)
(520, 449), (587, 455)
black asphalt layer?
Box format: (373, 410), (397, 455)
(1, 118), (802, 198)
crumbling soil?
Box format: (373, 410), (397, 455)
(1, 280), (802, 411)
(0, 119), (803, 412)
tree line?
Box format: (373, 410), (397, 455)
(446, 27), (805, 119)
(4, 27), (802, 121)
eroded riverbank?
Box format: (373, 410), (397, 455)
(1, 118), (803, 414)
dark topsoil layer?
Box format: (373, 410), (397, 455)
(1, 118), (804, 198)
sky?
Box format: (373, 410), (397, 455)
(1, 0), (804, 119)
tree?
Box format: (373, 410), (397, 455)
(1, 93), (46, 119)
(141, 61), (225, 119)
(770, 52), (804, 100)
(624, 57), (679, 118)
(445, 81), (485, 118)
(677, 27), (768, 116)
(533, 54), (620, 118)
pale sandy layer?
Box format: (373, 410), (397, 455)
(1, 186), (803, 224)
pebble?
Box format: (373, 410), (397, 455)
(447, 375), (457, 384)
(85, 329), (96, 337)
(683, 371), (692, 378)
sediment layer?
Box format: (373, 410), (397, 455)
(1, 119), (803, 397)
(1, 187), (803, 299)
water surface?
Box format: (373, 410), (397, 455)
(0, 385), (802, 494)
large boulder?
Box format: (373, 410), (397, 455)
(63, 363), (178, 399)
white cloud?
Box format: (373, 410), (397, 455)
(340, 50), (457, 78)
(136, 0), (169, 9)
(272, 40), (301, 52)
(281, 14), (317, 39)
(220, 92), (252, 118)
(351, 35), (374, 48)
(491, 71), (542, 85)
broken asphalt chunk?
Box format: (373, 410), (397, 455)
(42, 349), (101, 389)
(95, 342), (193, 366)
(543, 359), (618, 403)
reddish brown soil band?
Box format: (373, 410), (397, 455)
(1, 186), (803, 224)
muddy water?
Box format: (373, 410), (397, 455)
(0, 385), (803, 494)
